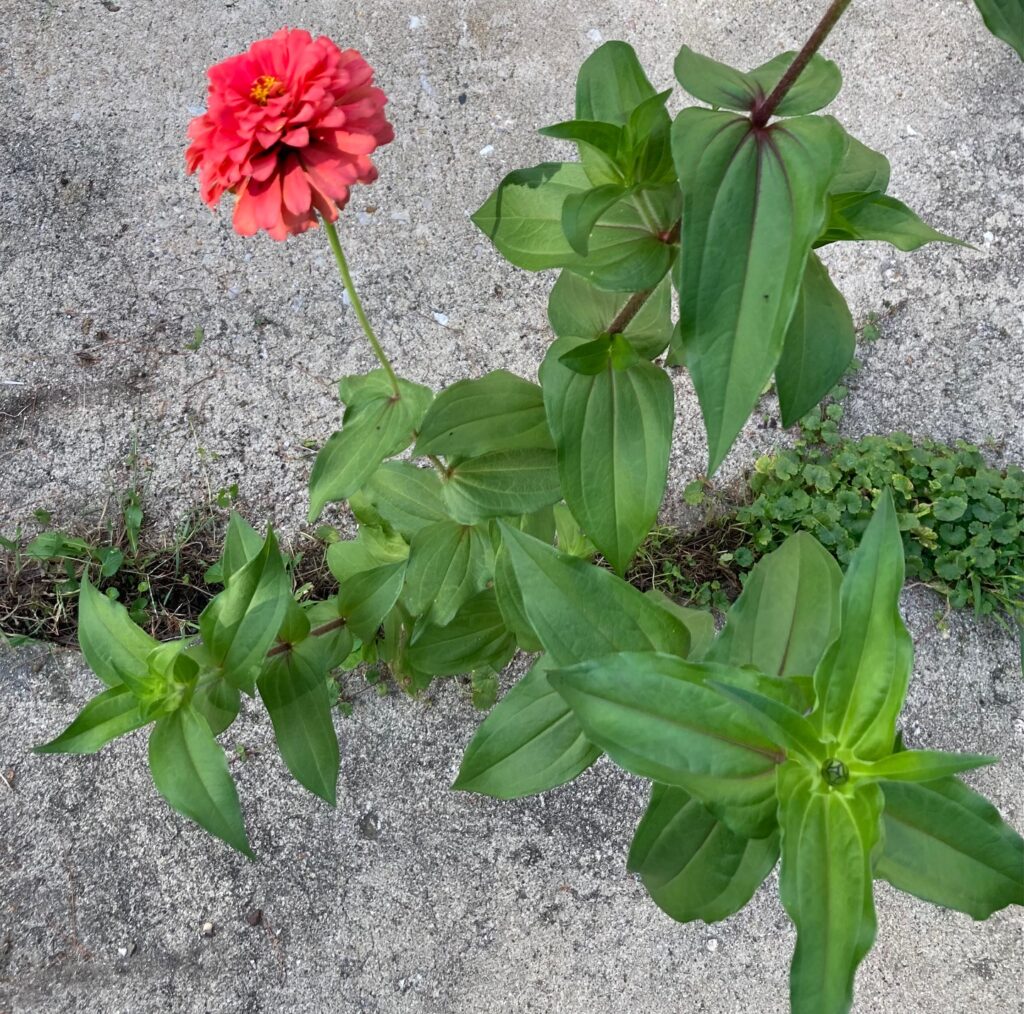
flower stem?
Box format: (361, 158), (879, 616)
(322, 217), (401, 396)
(751, 0), (854, 127)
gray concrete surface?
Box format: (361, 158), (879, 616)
(1, 0), (1022, 1011)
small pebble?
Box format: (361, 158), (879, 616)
(479, 144), (495, 157)
(409, 15), (422, 30)
(432, 311), (449, 326)
(587, 28), (602, 43)
(706, 937), (719, 953)
(246, 909), (263, 927)
(202, 921), (215, 937)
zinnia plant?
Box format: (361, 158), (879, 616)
(33, 7), (1023, 1014)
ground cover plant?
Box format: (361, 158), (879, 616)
(25, 3), (1024, 1012)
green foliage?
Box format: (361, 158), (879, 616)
(739, 401), (1024, 636)
(972, 0), (1024, 58)
(462, 495), (1021, 1013)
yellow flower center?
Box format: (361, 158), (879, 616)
(250, 75), (282, 106)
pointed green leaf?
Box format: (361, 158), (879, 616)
(541, 336), (673, 573)
(575, 41), (657, 125)
(348, 462), (447, 540)
(77, 577), (158, 692)
(548, 270), (673, 360)
(628, 782), (780, 923)
(258, 648), (339, 804)
(471, 162), (679, 292)
(497, 523), (690, 666)
(222, 513), (264, 582)
(814, 491), (913, 760)
(296, 599), (355, 673)
(455, 656), (601, 798)
(538, 119), (623, 159)
(708, 532), (843, 678)
(819, 190), (964, 251)
(36, 685), (147, 754)
(406, 591), (515, 677)
(776, 253), (856, 427)
(148, 706), (252, 857)
(673, 109), (845, 472)
(199, 530), (291, 694)
(877, 776), (1024, 919)
(336, 561), (407, 641)
(308, 372), (433, 521)
(414, 371), (552, 458)
(674, 46), (841, 117)
(443, 448), (562, 521)
(972, 0), (1024, 58)
(777, 765), (882, 1014)
(402, 521), (493, 627)
(549, 654), (787, 837)
(852, 749), (996, 784)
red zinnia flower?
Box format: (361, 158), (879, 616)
(186, 28), (394, 240)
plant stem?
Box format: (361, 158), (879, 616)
(265, 615), (347, 658)
(751, 0), (854, 127)
(322, 217), (401, 396)
(609, 289), (654, 335)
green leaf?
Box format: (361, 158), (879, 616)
(746, 51), (842, 117)
(296, 599), (355, 673)
(562, 184), (630, 256)
(674, 46), (841, 117)
(35, 685), (147, 754)
(672, 109), (845, 472)
(443, 448), (562, 521)
(222, 513), (263, 582)
(326, 524), (409, 582)
(148, 706), (252, 857)
(493, 542), (543, 652)
(336, 561), (407, 641)
(829, 133), (891, 195)
(402, 521), (493, 627)
(471, 162), (679, 292)
(818, 191), (964, 251)
(258, 647), (339, 804)
(644, 590), (715, 660)
(455, 655), (601, 797)
(198, 530), (291, 695)
(549, 654), (786, 837)
(814, 490), (913, 761)
(471, 665), (499, 711)
(972, 0), (1024, 59)
(708, 680), (826, 763)
(628, 783), (780, 924)
(777, 764), (882, 1014)
(308, 372), (433, 521)
(192, 671), (241, 736)
(348, 462), (448, 539)
(541, 336), (674, 573)
(707, 532), (843, 678)
(77, 577), (158, 693)
(497, 523), (690, 666)
(877, 776), (1024, 919)
(851, 749), (996, 784)
(538, 119), (623, 160)
(406, 591), (516, 676)
(575, 41), (657, 125)
(776, 253), (856, 428)
(414, 371), (553, 458)
(548, 270), (673, 360)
